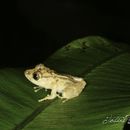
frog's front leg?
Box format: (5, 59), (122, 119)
(38, 89), (57, 102)
(33, 86), (44, 92)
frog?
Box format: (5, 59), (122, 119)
(24, 64), (86, 103)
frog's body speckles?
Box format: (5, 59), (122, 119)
(24, 64), (86, 103)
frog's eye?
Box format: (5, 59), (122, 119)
(33, 72), (41, 80)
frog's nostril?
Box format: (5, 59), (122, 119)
(24, 70), (30, 75)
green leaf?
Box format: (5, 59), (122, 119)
(0, 36), (130, 130)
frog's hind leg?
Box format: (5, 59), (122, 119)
(56, 91), (63, 98)
(56, 92), (68, 103)
(56, 94), (69, 103)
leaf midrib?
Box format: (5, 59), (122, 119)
(13, 51), (128, 130)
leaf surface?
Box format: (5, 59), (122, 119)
(0, 36), (130, 130)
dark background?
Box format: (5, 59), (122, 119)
(1, 1), (130, 67)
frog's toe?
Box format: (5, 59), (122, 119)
(62, 99), (69, 103)
(38, 98), (46, 102)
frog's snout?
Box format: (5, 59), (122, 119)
(24, 70), (31, 76)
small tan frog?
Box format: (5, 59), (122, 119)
(24, 64), (86, 102)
